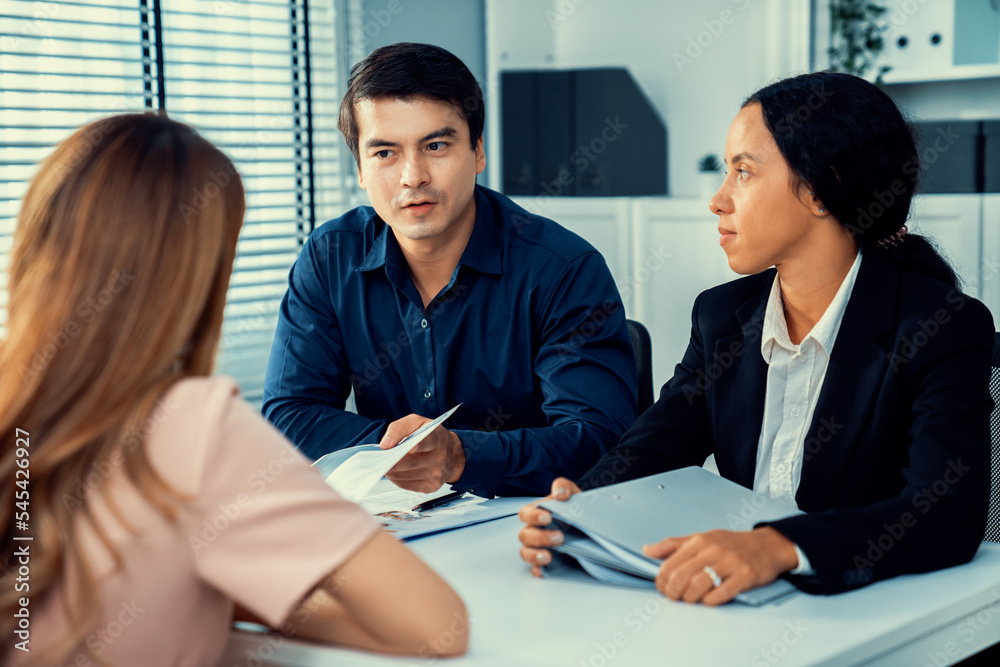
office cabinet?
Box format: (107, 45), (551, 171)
(982, 194), (1000, 322)
(629, 199), (736, 388)
(914, 121), (981, 194)
(501, 68), (667, 198)
(909, 194), (983, 297)
(986, 122), (1000, 193)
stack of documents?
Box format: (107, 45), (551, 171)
(539, 467), (803, 606)
(312, 405), (525, 540)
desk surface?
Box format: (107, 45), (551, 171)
(221, 516), (1000, 666)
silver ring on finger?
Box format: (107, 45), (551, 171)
(703, 565), (723, 588)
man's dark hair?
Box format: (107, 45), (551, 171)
(338, 42), (484, 168)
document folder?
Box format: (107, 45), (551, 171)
(539, 466), (803, 606)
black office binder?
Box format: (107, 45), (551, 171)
(501, 68), (668, 197)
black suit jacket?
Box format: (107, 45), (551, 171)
(579, 251), (995, 594)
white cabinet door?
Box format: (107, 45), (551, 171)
(982, 194), (1000, 327)
(510, 196), (633, 313)
(630, 198), (738, 390)
(909, 194), (983, 297)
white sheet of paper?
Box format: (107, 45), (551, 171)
(323, 405), (460, 502)
(357, 479), (453, 514)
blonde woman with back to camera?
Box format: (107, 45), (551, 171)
(0, 113), (468, 666)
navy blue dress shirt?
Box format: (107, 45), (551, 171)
(262, 186), (638, 497)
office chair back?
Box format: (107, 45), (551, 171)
(985, 332), (1000, 542)
(627, 319), (655, 415)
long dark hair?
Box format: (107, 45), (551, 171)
(745, 71), (958, 288)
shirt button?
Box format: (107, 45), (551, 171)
(776, 463), (787, 474)
(420, 318), (429, 329)
(790, 407), (801, 417)
(423, 389), (432, 399)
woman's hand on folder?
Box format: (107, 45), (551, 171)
(517, 477), (582, 577)
(641, 527), (799, 606)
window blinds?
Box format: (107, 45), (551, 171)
(0, 0), (344, 403)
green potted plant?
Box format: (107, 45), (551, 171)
(698, 153), (723, 200)
(828, 0), (892, 84)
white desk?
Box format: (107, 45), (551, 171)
(221, 517), (1000, 666)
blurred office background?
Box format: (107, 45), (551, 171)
(1, 0), (998, 400)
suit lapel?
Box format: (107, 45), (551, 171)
(795, 252), (898, 510)
(713, 272), (773, 489)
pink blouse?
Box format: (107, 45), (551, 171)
(14, 377), (379, 666)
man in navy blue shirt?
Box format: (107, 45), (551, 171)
(263, 42), (637, 498)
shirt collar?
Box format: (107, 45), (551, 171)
(457, 187), (502, 276)
(355, 186), (502, 277)
(761, 250), (863, 362)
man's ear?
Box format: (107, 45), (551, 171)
(357, 164), (366, 191)
(474, 136), (485, 176)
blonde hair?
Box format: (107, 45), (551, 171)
(0, 113), (245, 664)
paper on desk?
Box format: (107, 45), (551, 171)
(317, 405), (460, 503)
(357, 478), (454, 515)
(377, 496), (529, 541)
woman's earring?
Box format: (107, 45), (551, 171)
(809, 191), (824, 213)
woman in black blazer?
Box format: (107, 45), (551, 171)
(519, 71), (995, 603)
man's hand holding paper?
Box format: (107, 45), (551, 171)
(319, 405), (460, 501)
(380, 413), (467, 493)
